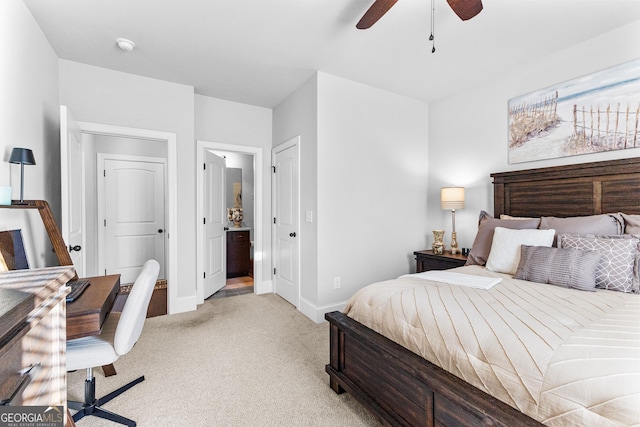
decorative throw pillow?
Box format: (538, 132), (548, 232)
(514, 245), (601, 291)
(485, 227), (556, 275)
(465, 211), (540, 266)
(621, 213), (640, 235)
(559, 234), (640, 293)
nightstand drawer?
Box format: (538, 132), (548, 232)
(414, 250), (467, 273)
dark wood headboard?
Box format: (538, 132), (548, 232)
(492, 158), (640, 218)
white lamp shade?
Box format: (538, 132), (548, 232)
(441, 187), (465, 210)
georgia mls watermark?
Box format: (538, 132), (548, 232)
(0, 406), (64, 427)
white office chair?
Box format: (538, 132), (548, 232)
(67, 259), (160, 426)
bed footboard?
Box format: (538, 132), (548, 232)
(325, 311), (542, 427)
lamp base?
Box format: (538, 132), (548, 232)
(450, 232), (459, 254)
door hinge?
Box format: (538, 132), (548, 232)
(103, 169), (106, 177)
(103, 219), (106, 226)
(273, 217), (276, 224)
(203, 217), (206, 225)
(273, 268), (276, 275)
(203, 272), (206, 279)
(203, 163), (206, 170)
(272, 166), (276, 173)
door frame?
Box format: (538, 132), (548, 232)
(60, 106), (86, 276)
(196, 140), (264, 304)
(76, 121), (179, 314)
(272, 136), (301, 309)
(96, 153), (167, 280)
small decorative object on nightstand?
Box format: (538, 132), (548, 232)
(432, 230), (445, 255)
(414, 249), (467, 273)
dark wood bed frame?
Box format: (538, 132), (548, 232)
(326, 157), (640, 427)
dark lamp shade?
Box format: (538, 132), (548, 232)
(9, 148), (36, 165)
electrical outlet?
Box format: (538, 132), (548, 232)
(333, 277), (341, 289)
(305, 211), (313, 223)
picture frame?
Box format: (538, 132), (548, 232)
(508, 59), (640, 164)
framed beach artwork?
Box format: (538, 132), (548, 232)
(508, 59), (640, 164)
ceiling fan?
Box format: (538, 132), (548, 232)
(356, 0), (483, 29)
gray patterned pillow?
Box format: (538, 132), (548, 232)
(559, 234), (640, 293)
(514, 245), (601, 291)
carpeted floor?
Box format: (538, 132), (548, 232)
(67, 293), (381, 426)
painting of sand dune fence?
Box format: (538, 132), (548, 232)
(508, 59), (640, 164)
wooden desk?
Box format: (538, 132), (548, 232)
(66, 275), (120, 340)
(0, 266), (75, 425)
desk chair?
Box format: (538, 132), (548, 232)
(67, 260), (160, 426)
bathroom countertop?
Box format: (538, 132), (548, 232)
(226, 227), (251, 232)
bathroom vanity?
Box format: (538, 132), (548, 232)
(226, 228), (251, 278)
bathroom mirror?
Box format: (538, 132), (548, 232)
(226, 168), (242, 209)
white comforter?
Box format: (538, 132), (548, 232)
(344, 265), (640, 426)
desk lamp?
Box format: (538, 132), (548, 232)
(9, 148), (36, 204)
(441, 186), (464, 254)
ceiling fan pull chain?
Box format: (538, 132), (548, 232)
(430, 0), (436, 53)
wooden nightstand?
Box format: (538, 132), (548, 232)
(414, 250), (467, 273)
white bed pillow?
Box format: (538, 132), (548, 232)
(486, 227), (556, 275)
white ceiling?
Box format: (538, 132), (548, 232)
(24, 0), (640, 108)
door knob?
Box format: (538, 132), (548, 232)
(69, 245), (81, 252)
(289, 232), (296, 237)
(158, 229), (164, 233)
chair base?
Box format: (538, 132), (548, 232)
(69, 374), (144, 426)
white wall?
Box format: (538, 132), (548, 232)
(317, 73), (429, 311)
(273, 72), (429, 322)
(272, 74), (319, 315)
(428, 21), (640, 250)
(59, 60), (196, 313)
(194, 94), (272, 283)
(0, 0), (60, 267)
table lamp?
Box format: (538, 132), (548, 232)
(9, 148), (36, 204)
(441, 186), (464, 254)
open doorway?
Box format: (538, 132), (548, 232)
(216, 150), (254, 297)
(196, 141), (264, 304)
(62, 116), (180, 313)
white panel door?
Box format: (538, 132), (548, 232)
(102, 158), (166, 284)
(273, 142), (299, 307)
(203, 151), (226, 299)
(60, 105), (85, 276)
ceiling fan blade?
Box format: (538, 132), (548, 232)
(356, 0), (398, 29)
(446, 0), (483, 21)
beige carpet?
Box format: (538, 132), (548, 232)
(67, 293), (381, 426)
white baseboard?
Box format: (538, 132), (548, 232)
(299, 297), (348, 324)
(169, 294), (197, 315)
